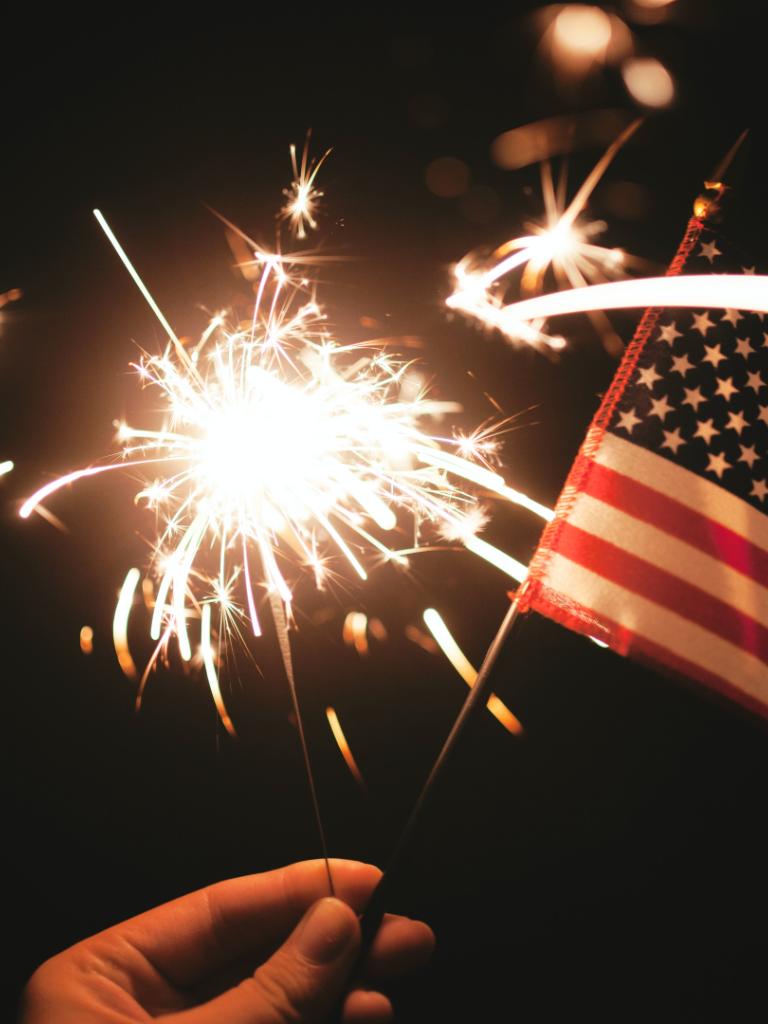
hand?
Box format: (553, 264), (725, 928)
(21, 859), (434, 1023)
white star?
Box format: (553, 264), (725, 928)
(692, 312), (716, 335)
(734, 336), (753, 359)
(617, 408), (641, 433)
(649, 395), (674, 420)
(739, 444), (759, 469)
(658, 321), (683, 344)
(726, 409), (748, 434)
(695, 419), (718, 445)
(746, 370), (763, 391)
(637, 365), (662, 388)
(682, 386), (706, 411)
(699, 240), (722, 263)
(751, 480), (768, 502)
(715, 377), (738, 401)
(706, 451), (729, 478)
(670, 353), (694, 375)
(661, 428), (685, 454)
(721, 309), (743, 326)
(703, 343), (726, 367)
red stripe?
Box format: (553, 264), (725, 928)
(556, 522), (768, 663)
(583, 460), (768, 585)
(523, 579), (768, 719)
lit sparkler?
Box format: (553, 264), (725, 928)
(280, 136), (331, 240)
(447, 119), (649, 352)
(20, 207), (545, 729)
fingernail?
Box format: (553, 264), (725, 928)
(297, 898), (358, 964)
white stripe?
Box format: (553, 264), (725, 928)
(545, 552), (768, 704)
(568, 492), (768, 628)
(593, 433), (768, 554)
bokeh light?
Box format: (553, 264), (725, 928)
(622, 56), (675, 107)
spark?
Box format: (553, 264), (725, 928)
(447, 120), (646, 352)
(423, 608), (523, 735)
(113, 567), (141, 680)
(326, 706), (365, 788)
(280, 136), (331, 240)
(0, 460), (13, 477)
(21, 207), (543, 730)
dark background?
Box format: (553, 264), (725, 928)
(3, 5), (768, 1019)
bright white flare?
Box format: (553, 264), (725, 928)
(21, 219), (544, 693)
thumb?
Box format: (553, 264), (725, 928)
(176, 897), (360, 1024)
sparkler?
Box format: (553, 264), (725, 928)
(20, 148), (554, 890)
(447, 119), (649, 353)
(280, 136), (331, 239)
(21, 198), (551, 720)
(21, 216), (536, 682)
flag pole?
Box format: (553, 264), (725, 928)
(358, 597), (524, 955)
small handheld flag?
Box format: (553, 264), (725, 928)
(518, 166), (768, 715)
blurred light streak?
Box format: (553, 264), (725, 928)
(113, 568), (141, 680)
(343, 611), (370, 655)
(463, 535), (527, 583)
(201, 602), (236, 737)
(0, 288), (22, 309)
(423, 608), (523, 735)
(0, 460), (13, 477)
(79, 625), (94, 655)
(405, 624), (439, 653)
(326, 707), (366, 787)
(491, 111), (633, 171)
(497, 274), (768, 325)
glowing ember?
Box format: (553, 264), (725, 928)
(79, 625), (94, 655)
(113, 568), (140, 680)
(326, 706), (365, 787)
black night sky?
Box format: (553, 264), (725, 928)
(3, 5), (768, 1019)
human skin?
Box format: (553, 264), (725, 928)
(20, 859), (435, 1023)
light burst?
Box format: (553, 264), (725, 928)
(447, 119), (649, 353)
(280, 136), (331, 240)
(20, 207), (546, 730)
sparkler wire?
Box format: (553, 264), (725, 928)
(94, 210), (337, 895)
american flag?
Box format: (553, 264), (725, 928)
(517, 204), (768, 716)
